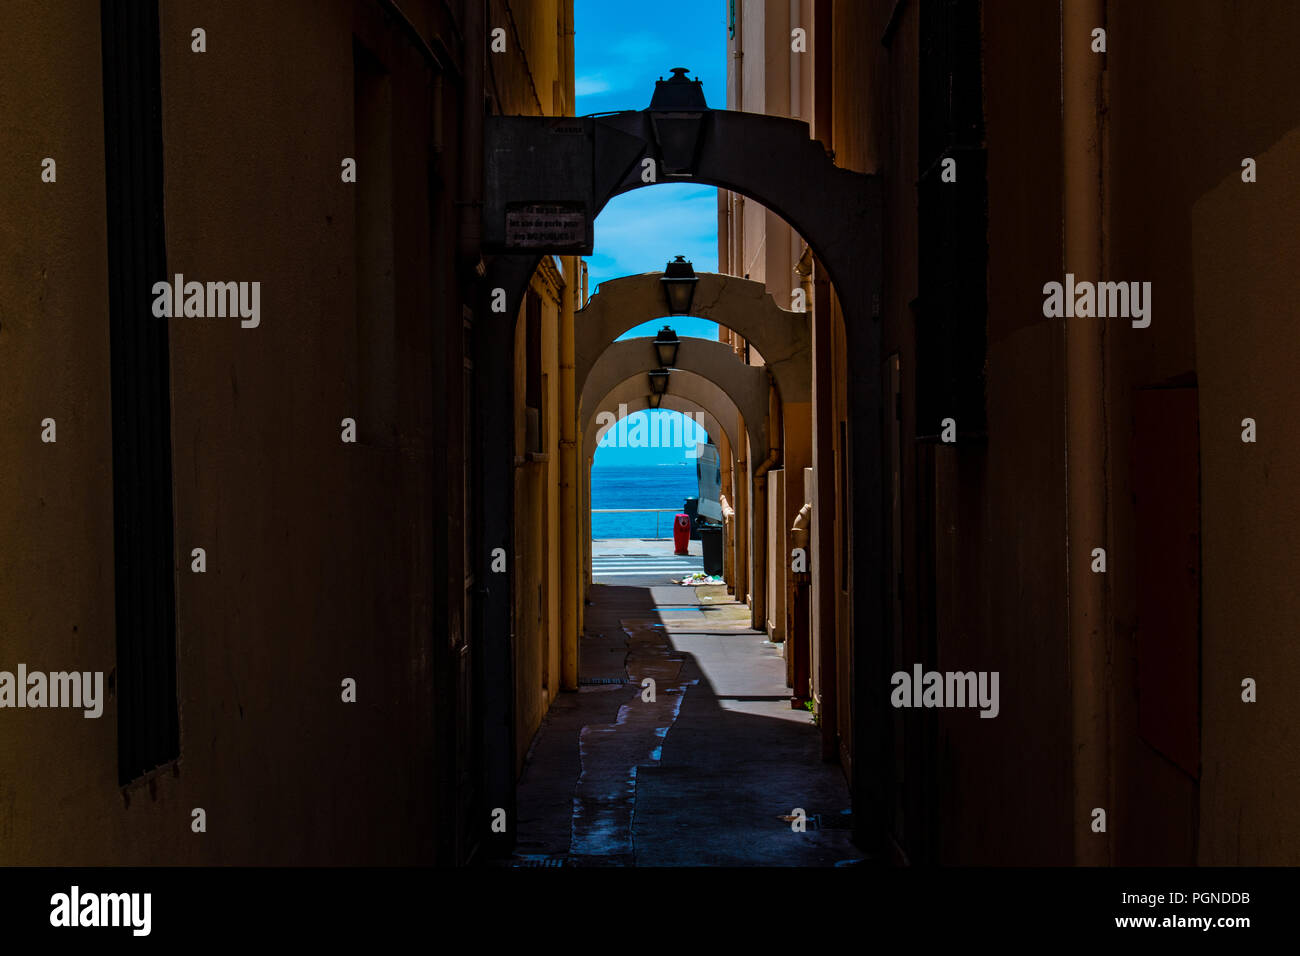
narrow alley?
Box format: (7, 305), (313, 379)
(512, 547), (857, 867)
(5, 3), (1299, 939)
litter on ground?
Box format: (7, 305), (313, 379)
(677, 572), (725, 586)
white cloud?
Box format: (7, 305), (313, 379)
(587, 185), (718, 289)
(575, 74), (611, 96)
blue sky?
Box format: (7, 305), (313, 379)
(573, 1), (726, 119)
(595, 409), (712, 466)
(577, 1), (726, 466)
(576, 0), (725, 343)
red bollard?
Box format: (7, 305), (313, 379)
(673, 513), (691, 555)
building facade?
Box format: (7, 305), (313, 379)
(0, 0), (574, 866)
(725, 0), (1300, 865)
(5, 0), (1297, 870)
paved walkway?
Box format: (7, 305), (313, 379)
(512, 580), (860, 867)
(590, 537), (703, 585)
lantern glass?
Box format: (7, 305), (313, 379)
(648, 68), (709, 177)
(653, 326), (680, 367)
(648, 369), (670, 395)
(660, 256), (697, 316)
(650, 114), (704, 175)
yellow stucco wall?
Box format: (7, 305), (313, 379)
(0, 0), (118, 865)
(500, 0), (575, 769)
(1, 0), (466, 863)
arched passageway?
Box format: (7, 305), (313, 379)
(575, 271), (811, 404)
(581, 377), (744, 601)
(584, 401), (729, 585)
(475, 97), (883, 855)
(574, 268), (815, 641)
(580, 337), (771, 456)
(585, 386), (736, 464)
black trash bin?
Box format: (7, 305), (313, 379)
(683, 497), (701, 539)
(699, 523), (723, 575)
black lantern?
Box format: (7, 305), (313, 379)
(653, 326), (680, 367)
(648, 369), (670, 395)
(648, 68), (709, 176)
(647, 392), (663, 410)
(660, 256), (697, 316)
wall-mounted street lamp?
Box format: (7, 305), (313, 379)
(649, 368), (670, 396)
(660, 256), (697, 315)
(647, 392), (663, 410)
(648, 68), (708, 176)
(653, 325), (680, 367)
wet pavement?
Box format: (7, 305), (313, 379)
(512, 580), (859, 867)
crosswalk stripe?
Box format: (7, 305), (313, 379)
(593, 558), (699, 564)
(593, 567), (701, 572)
(594, 569), (699, 574)
(592, 554), (698, 559)
(592, 570), (704, 577)
(592, 557), (700, 564)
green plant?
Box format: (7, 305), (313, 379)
(803, 699), (819, 726)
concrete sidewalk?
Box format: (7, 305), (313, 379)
(590, 536), (717, 587)
(511, 582), (861, 867)
(591, 536), (701, 556)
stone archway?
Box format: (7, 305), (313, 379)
(578, 352), (771, 640)
(474, 93), (884, 855)
(483, 108), (879, 317)
(574, 284), (811, 645)
(584, 377), (739, 463)
(581, 392), (734, 598)
(575, 272), (811, 404)
(580, 337), (771, 458)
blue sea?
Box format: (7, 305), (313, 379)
(591, 463), (700, 539)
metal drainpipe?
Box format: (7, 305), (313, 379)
(458, 0), (485, 271)
(751, 381), (781, 632)
(789, 0), (802, 119)
(735, 423), (749, 604)
(720, 493), (736, 591)
(1062, 0), (1111, 866)
(559, 269), (578, 691)
(584, 451), (592, 632)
